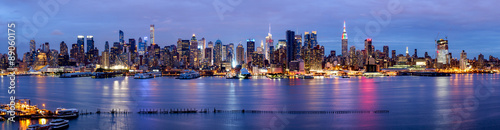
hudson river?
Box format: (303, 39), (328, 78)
(1, 74), (499, 129)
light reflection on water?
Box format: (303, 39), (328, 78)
(0, 74), (499, 129)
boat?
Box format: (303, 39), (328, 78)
(176, 70), (200, 79)
(238, 68), (251, 79)
(55, 108), (79, 119)
(342, 75), (350, 78)
(226, 72), (238, 79)
(27, 124), (50, 130)
(134, 73), (153, 79)
(49, 119), (69, 129)
(298, 75), (314, 79)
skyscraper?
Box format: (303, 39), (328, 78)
(236, 43), (244, 65)
(190, 34), (198, 67)
(214, 40), (222, 66)
(365, 39), (373, 58)
(246, 39), (255, 64)
(86, 35), (94, 53)
(222, 45), (227, 61)
(150, 25), (155, 45)
(105, 41), (109, 53)
(119, 30), (124, 45)
(383, 46), (389, 59)
(310, 31), (317, 48)
(77, 35), (85, 63)
(30, 39), (36, 52)
(199, 37), (206, 61)
(342, 21), (348, 57)
(294, 34), (302, 59)
(129, 39), (136, 53)
(286, 30), (295, 69)
(436, 39), (449, 69)
(460, 50), (467, 70)
(304, 32), (311, 48)
(60, 41), (68, 56)
(265, 24), (273, 60)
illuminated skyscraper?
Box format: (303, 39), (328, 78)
(150, 25), (155, 45)
(119, 30), (124, 46)
(304, 32), (311, 48)
(310, 31), (317, 48)
(138, 37), (145, 56)
(246, 39), (255, 64)
(60, 41), (68, 56)
(86, 35), (94, 53)
(77, 35), (85, 63)
(214, 40), (222, 66)
(436, 39), (449, 69)
(294, 34), (302, 59)
(265, 24), (273, 60)
(460, 50), (467, 70)
(236, 43), (244, 65)
(342, 21), (348, 57)
(190, 34), (198, 67)
(199, 37), (206, 60)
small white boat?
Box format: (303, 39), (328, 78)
(134, 73), (153, 79)
(49, 119), (69, 129)
(55, 108), (79, 119)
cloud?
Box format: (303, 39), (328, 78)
(51, 30), (64, 35)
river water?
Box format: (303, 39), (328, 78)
(1, 74), (499, 129)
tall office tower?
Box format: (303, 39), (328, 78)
(105, 41), (109, 53)
(294, 34), (302, 59)
(30, 39), (36, 52)
(392, 50), (396, 60)
(342, 21), (348, 57)
(222, 45), (227, 61)
(181, 40), (190, 67)
(119, 30), (124, 46)
(44, 42), (50, 53)
(177, 39), (183, 56)
(214, 40), (222, 66)
(257, 41), (264, 54)
(204, 48), (212, 66)
(246, 39), (255, 64)
(129, 39), (136, 53)
(236, 43), (244, 65)
(413, 49), (418, 58)
(383, 46), (389, 59)
(102, 51), (109, 69)
(77, 35), (85, 63)
(460, 50), (468, 70)
(60, 41), (68, 56)
(190, 34), (198, 67)
(265, 24), (273, 60)
(138, 37), (145, 55)
(86, 35), (94, 53)
(478, 53), (484, 69)
(207, 41), (214, 65)
(286, 30), (296, 69)
(303, 32), (311, 48)
(199, 37), (206, 60)
(349, 46), (357, 67)
(364, 39), (373, 58)
(150, 25), (155, 45)
(228, 43), (234, 63)
(311, 31), (317, 47)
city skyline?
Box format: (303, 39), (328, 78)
(2, 0), (500, 58)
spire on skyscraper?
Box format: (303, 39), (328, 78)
(342, 21), (348, 40)
(268, 23), (272, 36)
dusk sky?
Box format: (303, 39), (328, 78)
(2, 0), (500, 59)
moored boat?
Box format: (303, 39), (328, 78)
(49, 119), (69, 129)
(134, 73), (153, 79)
(55, 108), (79, 119)
(238, 68), (251, 79)
(176, 70), (200, 79)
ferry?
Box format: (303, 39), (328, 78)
(238, 68), (251, 79)
(55, 108), (79, 119)
(176, 70), (201, 79)
(27, 124), (50, 130)
(298, 75), (314, 79)
(49, 119), (69, 129)
(134, 73), (153, 79)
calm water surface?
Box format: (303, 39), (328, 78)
(1, 74), (499, 129)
